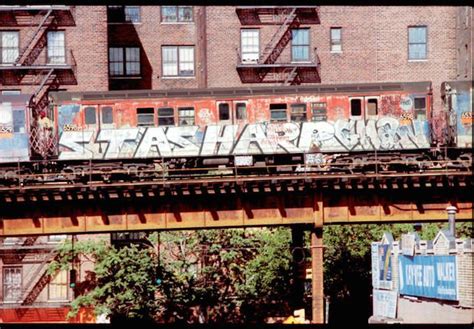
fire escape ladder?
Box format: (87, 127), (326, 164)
(14, 9), (54, 66)
(259, 8), (299, 65)
(21, 249), (59, 305)
(29, 68), (59, 159)
(22, 236), (39, 247)
(282, 66), (298, 85)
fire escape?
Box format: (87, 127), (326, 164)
(236, 6), (321, 85)
(0, 237), (60, 307)
(0, 6), (77, 158)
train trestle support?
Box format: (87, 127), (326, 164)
(0, 171), (471, 237)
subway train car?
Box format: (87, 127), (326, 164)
(0, 81), (471, 183)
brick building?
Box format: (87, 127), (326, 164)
(0, 5), (472, 323)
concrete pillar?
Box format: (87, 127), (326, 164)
(311, 227), (324, 324)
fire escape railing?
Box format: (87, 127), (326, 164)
(235, 6), (320, 85)
(259, 8), (299, 65)
(21, 248), (60, 305)
(14, 9), (54, 66)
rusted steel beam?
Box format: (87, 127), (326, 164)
(0, 186), (471, 237)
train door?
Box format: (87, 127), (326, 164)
(84, 105), (98, 130)
(349, 97), (379, 120)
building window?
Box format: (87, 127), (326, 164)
(84, 107), (96, 125)
(290, 104), (307, 122)
(158, 107), (175, 126)
(270, 103), (287, 122)
(408, 26), (427, 60)
(178, 107), (195, 126)
(350, 99), (362, 117)
(0, 31), (19, 64)
(241, 29), (259, 63)
(101, 107), (113, 124)
(162, 46), (194, 77)
(109, 47), (140, 76)
(47, 31), (65, 64)
(48, 235), (67, 243)
(414, 97), (426, 120)
(330, 27), (342, 52)
(108, 6), (141, 23)
(292, 29), (309, 62)
(3, 267), (22, 302)
(1, 90), (21, 95)
(367, 99), (378, 116)
(136, 108), (154, 126)
(218, 103), (230, 121)
(2, 237), (21, 245)
(311, 102), (327, 121)
(235, 102), (247, 120)
(161, 6), (193, 22)
(48, 270), (68, 301)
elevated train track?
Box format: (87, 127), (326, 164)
(0, 156), (471, 237)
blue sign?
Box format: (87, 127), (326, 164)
(399, 255), (457, 301)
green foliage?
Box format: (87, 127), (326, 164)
(50, 228), (293, 323)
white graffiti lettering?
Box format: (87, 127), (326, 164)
(58, 119), (431, 160)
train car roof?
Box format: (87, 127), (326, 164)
(50, 81), (432, 102)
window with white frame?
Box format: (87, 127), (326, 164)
(3, 267), (22, 302)
(136, 108), (154, 126)
(48, 270), (68, 301)
(270, 103), (287, 122)
(47, 31), (65, 64)
(109, 47), (140, 76)
(107, 6), (141, 23)
(158, 107), (175, 126)
(161, 6), (193, 22)
(292, 29), (310, 62)
(330, 27), (342, 52)
(162, 46), (194, 77)
(178, 107), (195, 126)
(408, 26), (427, 60)
(241, 29), (259, 63)
(0, 31), (19, 64)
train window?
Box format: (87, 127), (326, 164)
(236, 102), (247, 120)
(85, 107), (97, 125)
(270, 103), (287, 122)
(101, 107), (113, 124)
(178, 107), (195, 126)
(311, 102), (327, 121)
(367, 99), (378, 116)
(290, 104), (307, 122)
(414, 97), (426, 120)
(158, 107), (175, 126)
(137, 108), (155, 126)
(219, 103), (230, 121)
(350, 99), (362, 116)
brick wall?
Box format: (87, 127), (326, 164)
(107, 6), (204, 91)
(205, 6), (465, 115)
(0, 6), (108, 94)
(1, 5), (470, 112)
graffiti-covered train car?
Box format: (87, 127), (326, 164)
(0, 94), (31, 163)
(50, 81), (435, 165)
(442, 80), (473, 150)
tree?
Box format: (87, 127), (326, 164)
(49, 227), (294, 323)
